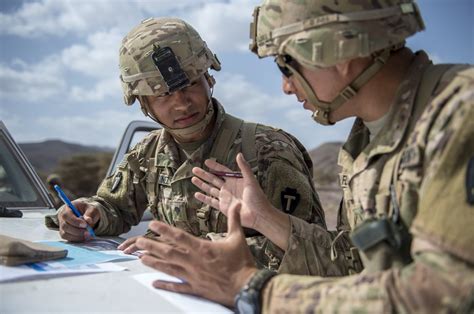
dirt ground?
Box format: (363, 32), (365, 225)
(316, 186), (343, 230)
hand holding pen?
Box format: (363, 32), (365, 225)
(54, 185), (96, 240)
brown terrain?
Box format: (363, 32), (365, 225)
(308, 142), (343, 230)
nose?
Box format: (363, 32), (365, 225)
(171, 90), (191, 109)
(282, 76), (294, 95)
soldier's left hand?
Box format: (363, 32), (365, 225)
(135, 202), (257, 307)
(118, 236), (141, 254)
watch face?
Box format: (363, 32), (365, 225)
(235, 290), (259, 314)
(237, 300), (255, 314)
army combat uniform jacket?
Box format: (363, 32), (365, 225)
(47, 100), (325, 271)
(262, 52), (474, 312)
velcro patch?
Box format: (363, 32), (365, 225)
(110, 172), (122, 193)
(158, 174), (171, 186)
(339, 174), (349, 188)
(400, 145), (422, 169)
(280, 188), (300, 214)
(467, 156), (474, 205)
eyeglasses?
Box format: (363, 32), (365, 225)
(275, 55), (294, 78)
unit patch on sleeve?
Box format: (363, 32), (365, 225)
(280, 188), (300, 214)
(110, 172), (123, 193)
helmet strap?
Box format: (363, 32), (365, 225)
(285, 49), (391, 125)
(138, 91), (216, 141)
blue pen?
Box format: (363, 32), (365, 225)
(54, 184), (96, 238)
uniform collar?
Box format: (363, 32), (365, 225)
(338, 51), (432, 174)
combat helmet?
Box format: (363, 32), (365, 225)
(250, 0), (425, 125)
(120, 17), (221, 106)
(119, 18), (221, 138)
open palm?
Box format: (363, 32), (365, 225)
(192, 153), (273, 229)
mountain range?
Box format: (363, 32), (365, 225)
(19, 140), (113, 174)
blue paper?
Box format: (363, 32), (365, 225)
(37, 240), (132, 267)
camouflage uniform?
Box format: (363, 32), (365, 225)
(262, 55), (474, 312)
(247, 0), (474, 312)
(47, 99), (325, 271)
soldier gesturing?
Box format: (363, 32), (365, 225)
(47, 17), (327, 272)
(137, 1), (474, 312)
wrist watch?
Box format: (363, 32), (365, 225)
(234, 269), (277, 314)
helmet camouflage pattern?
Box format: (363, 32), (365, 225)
(119, 17), (221, 106)
(250, 0), (425, 68)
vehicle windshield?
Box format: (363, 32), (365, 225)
(0, 132), (48, 208)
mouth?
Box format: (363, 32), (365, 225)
(174, 112), (199, 127)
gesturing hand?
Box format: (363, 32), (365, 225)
(135, 202), (258, 307)
(191, 153), (274, 230)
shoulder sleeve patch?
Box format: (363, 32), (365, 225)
(467, 156), (474, 205)
(280, 188), (301, 214)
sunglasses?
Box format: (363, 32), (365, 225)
(275, 55), (294, 78)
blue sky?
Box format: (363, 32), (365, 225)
(0, 0), (472, 150)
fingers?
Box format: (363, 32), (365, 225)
(58, 207), (89, 242)
(191, 177), (221, 199)
(60, 206), (88, 228)
(118, 236), (139, 254)
(203, 159), (232, 172)
(136, 235), (190, 264)
(146, 221), (197, 250)
(236, 153), (254, 179)
(192, 167), (225, 189)
(194, 192), (220, 210)
(83, 207), (100, 227)
(152, 280), (194, 296)
(73, 201), (100, 227)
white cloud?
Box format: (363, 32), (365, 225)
(0, 0), (138, 38)
(0, 56), (66, 102)
(214, 72), (353, 150)
(0, 27), (124, 103)
(0, 0), (353, 150)
(61, 29), (122, 78)
(69, 77), (121, 102)
(0, 0), (237, 39)
(4, 105), (145, 147)
(0, 0), (258, 53)
(188, 0), (259, 52)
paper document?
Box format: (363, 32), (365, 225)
(0, 239), (136, 283)
(133, 272), (232, 313)
(0, 262), (126, 283)
(39, 239), (138, 267)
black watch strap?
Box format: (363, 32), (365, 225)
(234, 269), (277, 314)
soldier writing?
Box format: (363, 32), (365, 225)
(134, 1), (474, 312)
(46, 17), (328, 271)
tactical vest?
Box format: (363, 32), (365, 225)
(140, 113), (258, 237)
(346, 64), (455, 272)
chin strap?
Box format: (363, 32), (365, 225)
(285, 49), (392, 125)
(166, 98), (215, 140)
